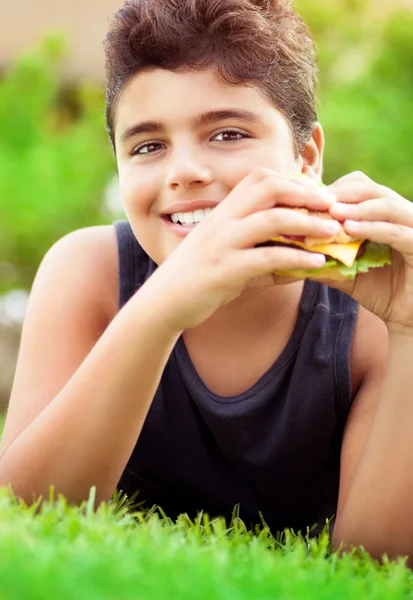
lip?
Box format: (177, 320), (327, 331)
(162, 216), (199, 239)
(162, 199), (220, 216)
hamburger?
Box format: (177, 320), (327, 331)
(266, 207), (392, 281)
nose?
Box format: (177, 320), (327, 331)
(165, 147), (212, 191)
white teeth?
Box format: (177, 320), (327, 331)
(170, 208), (214, 225)
(193, 209), (205, 222)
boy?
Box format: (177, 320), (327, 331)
(1, 0), (413, 564)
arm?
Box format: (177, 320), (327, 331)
(0, 227), (183, 506)
(0, 170), (342, 508)
(333, 322), (413, 564)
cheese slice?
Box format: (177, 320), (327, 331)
(270, 238), (363, 268)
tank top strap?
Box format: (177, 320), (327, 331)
(113, 220), (157, 309)
(328, 286), (359, 422)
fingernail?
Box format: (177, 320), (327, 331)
(309, 254), (326, 267)
(323, 220), (340, 233)
(319, 191), (337, 203)
(333, 203), (348, 213)
(346, 220), (360, 230)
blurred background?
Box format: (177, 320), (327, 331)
(0, 0), (412, 415)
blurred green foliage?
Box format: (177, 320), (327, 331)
(0, 2), (412, 293)
(296, 0), (413, 197)
(0, 37), (116, 293)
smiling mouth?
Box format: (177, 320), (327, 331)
(164, 216), (197, 226)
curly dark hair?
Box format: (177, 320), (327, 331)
(104, 0), (319, 157)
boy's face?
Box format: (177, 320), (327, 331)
(114, 68), (323, 266)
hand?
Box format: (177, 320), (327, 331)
(150, 168), (338, 331)
(325, 171), (413, 331)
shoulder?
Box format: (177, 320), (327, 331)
(350, 304), (388, 396)
(35, 224), (120, 324)
(0, 225), (120, 455)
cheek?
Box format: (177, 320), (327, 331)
(217, 152), (273, 189)
(222, 145), (297, 185)
(119, 167), (158, 214)
(257, 145), (297, 172)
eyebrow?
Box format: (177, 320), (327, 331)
(119, 109), (262, 145)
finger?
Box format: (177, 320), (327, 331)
(217, 168), (334, 217)
(331, 197), (413, 227)
(328, 171), (373, 189)
(246, 168), (324, 191)
(226, 168), (320, 198)
(344, 220), (413, 256)
(233, 207), (340, 248)
(326, 181), (394, 205)
(223, 176), (337, 220)
(233, 245), (326, 279)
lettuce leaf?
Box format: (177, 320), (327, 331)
(331, 242), (392, 279)
(276, 243), (392, 280)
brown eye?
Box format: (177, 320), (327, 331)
(132, 142), (165, 156)
(213, 130), (249, 142)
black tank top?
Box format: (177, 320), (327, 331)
(113, 220), (359, 534)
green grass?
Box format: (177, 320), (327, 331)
(0, 413), (412, 599)
(0, 490), (412, 600)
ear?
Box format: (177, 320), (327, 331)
(298, 123), (324, 181)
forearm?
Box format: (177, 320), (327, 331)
(0, 273), (182, 506)
(333, 326), (413, 562)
